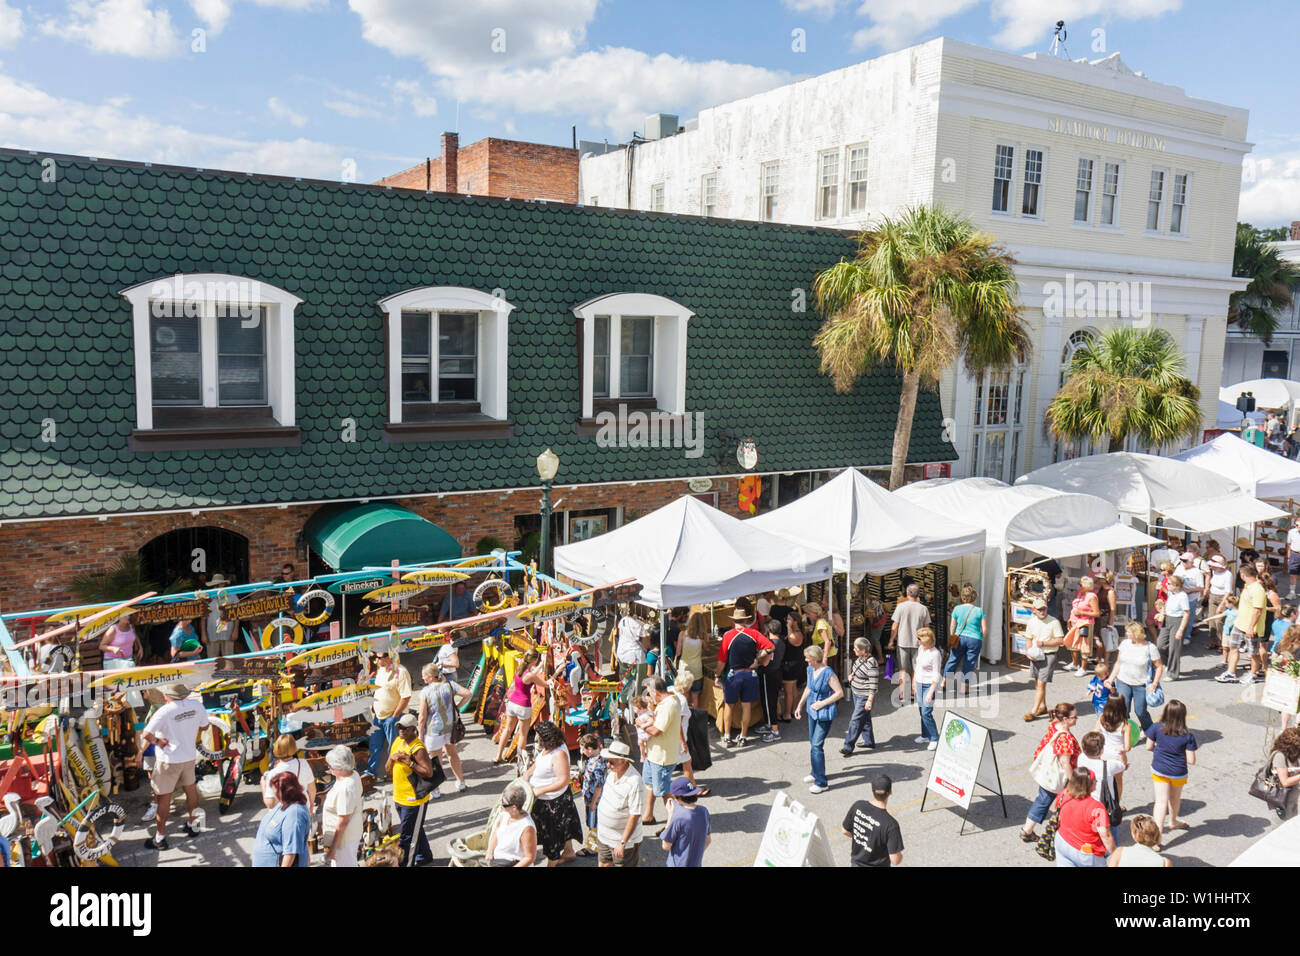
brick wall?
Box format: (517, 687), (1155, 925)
(0, 477), (744, 616)
(371, 138), (576, 203)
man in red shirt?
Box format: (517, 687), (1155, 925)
(717, 604), (774, 747)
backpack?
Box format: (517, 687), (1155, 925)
(1099, 761), (1123, 826)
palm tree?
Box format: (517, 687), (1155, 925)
(1230, 222), (1300, 342)
(1046, 326), (1201, 453)
(813, 205), (1030, 489)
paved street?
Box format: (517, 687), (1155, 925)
(104, 636), (1285, 868)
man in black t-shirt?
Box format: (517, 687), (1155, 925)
(841, 774), (904, 867)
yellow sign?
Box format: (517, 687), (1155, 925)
(285, 640), (369, 669)
(401, 569), (470, 585)
(362, 582), (426, 602)
(91, 665), (197, 692)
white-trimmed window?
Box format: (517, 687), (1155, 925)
(1100, 161), (1120, 226)
(650, 182), (665, 212)
(1021, 149), (1044, 217)
(992, 145), (1014, 213)
(379, 287), (515, 424)
(573, 293), (694, 419)
(1147, 169), (1165, 231)
(816, 150), (840, 220)
(1170, 172), (1189, 235)
(701, 173), (717, 217)
(1074, 158), (1093, 223)
(1054, 328), (1100, 462)
(847, 144), (868, 214)
(760, 161), (780, 221)
(971, 364), (1026, 482)
(121, 273), (301, 431)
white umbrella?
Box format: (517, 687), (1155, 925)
(1220, 379), (1300, 411)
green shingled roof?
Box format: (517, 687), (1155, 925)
(0, 152), (955, 520)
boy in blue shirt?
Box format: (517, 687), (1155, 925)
(1087, 662), (1111, 714)
(661, 777), (711, 867)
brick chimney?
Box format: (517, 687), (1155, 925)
(440, 132), (458, 193)
(1291, 220), (1300, 242)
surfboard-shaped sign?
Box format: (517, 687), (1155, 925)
(292, 682), (374, 720)
(90, 664), (201, 692)
(361, 582), (426, 603)
(285, 639), (371, 669)
(400, 569), (470, 585)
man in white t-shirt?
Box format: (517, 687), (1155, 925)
(141, 682), (207, 851)
(596, 741), (645, 867)
(616, 615), (650, 667)
(1173, 551), (1204, 645)
(322, 745), (364, 867)
(1023, 599), (1064, 722)
(1206, 555), (1235, 650)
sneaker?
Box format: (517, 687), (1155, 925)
(143, 835), (169, 851)
(839, 749), (854, 757)
(808, 784), (830, 794)
(429, 788), (443, 799)
(803, 774), (816, 783)
(141, 802), (157, 823)
(768, 728), (781, 740)
(182, 822), (200, 837)
(722, 735), (735, 748)
(456, 780), (469, 792)
(927, 741), (938, 751)
(1240, 673), (1255, 685)
(1214, 671), (1238, 683)
(758, 731), (775, 742)
(1254, 673), (1267, 683)
(736, 736), (748, 748)
(913, 735), (928, 744)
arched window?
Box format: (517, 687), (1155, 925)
(379, 286), (516, 436)
(138, 526), (250, 591)
(572, 293), (694, 419)
(1054, 328), (1099, 462)
(970, 363), (1026, 482)
(121, 273), (302, 438)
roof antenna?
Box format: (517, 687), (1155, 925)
(1049, 20), (1069, 58)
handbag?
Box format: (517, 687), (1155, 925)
(950, 607), (975, 649)
(1030, 729), (1071, 793)
(1063, 625), (1086, 653)
(1034, 802), (1060, 861)
(409, 748), (446, 800)
(1248, 761), (1289, 811)
(1145, 661), (1165, 708)
(1099, 760), (1123, 826)
(451, 712), (466, 745)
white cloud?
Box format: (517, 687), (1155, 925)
(251, 0), (327, 8)
(850, 0), (980, 51)
(0, 0), (23, 48)
(988, 0), (1182, 50)
(390, 79), (437, 117)
(267, 96), (307, 127)
(349, 0), (598, 77)
(1239, 154), (1300, 229)
(0, 68), (358, 180)
(41, 0), (185, 58)
(781, 0), (842, 14)
(444, 47), (792, 138)
(188, 0), (232, 33)
(323, 90), (385, 120)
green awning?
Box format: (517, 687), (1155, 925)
(304, 502), (461, 572)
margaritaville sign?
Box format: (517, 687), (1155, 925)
(1047, 117), (1166, 151)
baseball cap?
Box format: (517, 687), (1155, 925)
(1032, 598), (1048, 610)
(1180, 551), (1195, 561)
(670, 778), (704, 798)
(871, 774), (893, 795)
(396, 714), (417, 729)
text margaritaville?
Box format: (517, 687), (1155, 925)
(1047, 117), (1166, 151)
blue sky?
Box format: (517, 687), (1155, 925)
(0, 0), (1296, 223)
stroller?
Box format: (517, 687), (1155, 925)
(447, 779), (544, 867)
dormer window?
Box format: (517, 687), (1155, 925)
(380, 286), (515, 442)
(122, 273), (302, 450)
(573, 293), (693, 421)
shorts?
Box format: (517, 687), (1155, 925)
(505, 700), (532, 720)
(723, 670), (759, 704)
(596, 839), (641, 867)
(1226, 628), (1253, 653)
(1253, 635), (1271, 658)
(1151, 773), (1186, 787)
(780, 660), (804, 683)
(150, 758), (196, 796)
(424, 731), (451, 752)
(1029, 652), (1057, 684)
(895, 646), (917, 675)
(642, 760), (672, 797)
(689, 678), (703, 695)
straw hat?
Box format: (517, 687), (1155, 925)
(1235, 536), (1253, 551)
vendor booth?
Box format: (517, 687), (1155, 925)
(1174, 433), (1300, 501)
(894, 478), (1158, 663)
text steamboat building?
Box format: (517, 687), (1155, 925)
(580, 37), (1251, 479)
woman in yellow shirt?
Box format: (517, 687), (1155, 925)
(803, 602), (839, 670)
(387, 714), (435, 867)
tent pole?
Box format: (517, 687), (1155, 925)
(659, 613), (667, 678)
(844, 573), (852, 681)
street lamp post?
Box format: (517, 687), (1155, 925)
(536, 448), (559, 578)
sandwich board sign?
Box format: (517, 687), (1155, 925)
(921, 711), (1007, 833)
(754, 791), (836, 867)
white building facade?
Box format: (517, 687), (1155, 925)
(580, 37), (1251, 480)
(1222, 238), (1300, 386)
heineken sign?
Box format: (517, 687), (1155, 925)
(338, 577), (386, 595)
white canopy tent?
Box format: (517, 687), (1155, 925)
(1217, 399), (1264, 430)
(1220, 378), (1300, 411)
(1174, 433), (1300, 501)
(895, 478), (1159, 661)
(748, 467), (987, 573)
(1015, 452), (1285, 531)
(553, 495), (833, 609)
